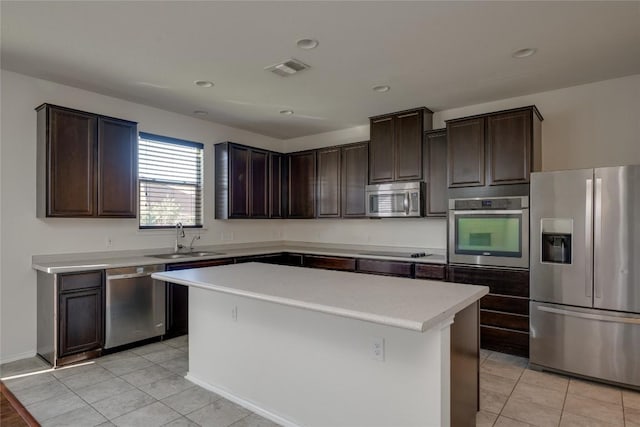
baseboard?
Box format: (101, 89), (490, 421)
(185, 372), (300, 427)
(0, 351), (36, 366)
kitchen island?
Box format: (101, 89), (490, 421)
(153, 262), (488, 427)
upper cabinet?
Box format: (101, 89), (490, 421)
(288, 150), (317, 218)
(369, 107), (433, 184)
(446, 106), (542, 188)
(36, 104), (137, 218)
(269, 152), (287, 219)
(315, 142), (369, 219)
(423, 129), (448, 217)
(215, 142), (274, 219)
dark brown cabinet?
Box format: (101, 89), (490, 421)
(303, 255), (356, 271)
(356, 259), (414, 278)
(58, 271), (103, 358)
(215, 142), (272, 219)
(269, 153), (287, 218)
(446, 106), (542, 189)
(166, 258), (234, 337)
(423, 129), (448, 217)
(36, 104), (137, 218)
(341, 142), (369, 218)
(316, 142), (369, 218)
(288, 150), (316, 218)
(369, 107), (433, 184)
(447, 265), (530, 357)
(316, 147), (342, 218)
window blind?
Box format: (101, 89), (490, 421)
(138, 132), (203, 228)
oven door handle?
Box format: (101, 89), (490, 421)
(451, 209), (526, 215)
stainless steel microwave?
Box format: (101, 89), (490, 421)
(366, 182), (424, 218)
(448, 196), (529, 269)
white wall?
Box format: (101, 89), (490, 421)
(1, 70), (638, 362)
(279, 74), (640, 246)
(0, 70), (285, 362)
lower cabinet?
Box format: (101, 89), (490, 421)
(447, 265), (529, 357)
(356, 259), (414, 278)
(58, 271), (104, 358)
(303, 255), (356, 271)
(166, 258), (234, 337)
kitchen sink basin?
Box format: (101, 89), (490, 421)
(146, 251), (225, 259)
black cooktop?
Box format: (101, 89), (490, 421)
(357, 251), (432, 259)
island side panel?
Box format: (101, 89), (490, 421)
(187, 286), (450, 427)
(450, 301), (480, 427)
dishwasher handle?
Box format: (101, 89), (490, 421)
(107, 272), (156, 280)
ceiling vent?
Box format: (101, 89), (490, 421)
(265, 58), (310, 77)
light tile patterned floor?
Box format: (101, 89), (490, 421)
(2, 339), (639, 426)
(477, 349), (640, 427)
(0, 336), (279, 427)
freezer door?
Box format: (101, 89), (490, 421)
(530, 302), (640, 387)
(594, 165), (640, 312)
(530, 169), (594, 307)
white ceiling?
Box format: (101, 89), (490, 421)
(2, 1), (639, 139)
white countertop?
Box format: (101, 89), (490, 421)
(32, 241), (446, 274)
(152, 262), (487, 332)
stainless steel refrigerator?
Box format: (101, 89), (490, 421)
(530, 165), (640, 387)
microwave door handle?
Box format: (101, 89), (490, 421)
(404, 193), (410, 215)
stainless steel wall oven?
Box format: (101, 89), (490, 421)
(448, 196), (529, 269)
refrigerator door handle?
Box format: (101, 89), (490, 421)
(585, 178), (593, 298)
(594, 177), (603, 299)
(537, 305), (640, 325)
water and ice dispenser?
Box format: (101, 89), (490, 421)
(540, 219), (573, 264)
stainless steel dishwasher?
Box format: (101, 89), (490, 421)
(105, 264), (166, 349)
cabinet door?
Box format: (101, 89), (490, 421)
(369, 116), (394, 183)
(165, 283), (188, 338)
(317, 147), (341, 218)
(487, 110), (532, 185)
(447, 118), (485, 187)
(269, 153), (285, 218)
(47, 106), (97, 216)
(97, 117), (137, 217)
(229, 145), (250, 217)
(288, 151), (316, 218)
(424, 130), (447, 217)
(59, 287), (103, 357)
(341, 142), (368, 218)
(250, 149), (269, 218)
(394, 111), (423, 181)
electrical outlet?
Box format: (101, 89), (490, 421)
(105, 236), (113, 247)
(231, 306), (238, 322)
(372, 337), (384, 361)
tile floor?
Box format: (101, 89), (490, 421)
(1, 338), (639, 427)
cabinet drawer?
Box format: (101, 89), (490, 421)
(447, 266), (529, 297)
(59, 271), (103, 292)
(168, 258), (234, 271)
(304, 255), (355, 271)
(480, 310), (529, 332)
(414, 264), (446, 280)
(481, 294), (529, 315)
(357, 259), (413, 278)
(480, 325), (529, 358)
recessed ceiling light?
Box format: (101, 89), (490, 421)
(280, 110), (294, 116)
(296, 38), (319, 50)
(373, 85), (391, 93)
(194, 80), (214, 88)
(193, 110), (208, 116)
(511, 48), (537, 59)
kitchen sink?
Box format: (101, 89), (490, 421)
(146, 251), (225, 259)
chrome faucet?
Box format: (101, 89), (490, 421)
(189, 235), (201, 252)
(174, 222), (185, 253)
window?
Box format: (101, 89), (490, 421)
(138, 132), (203, 228)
